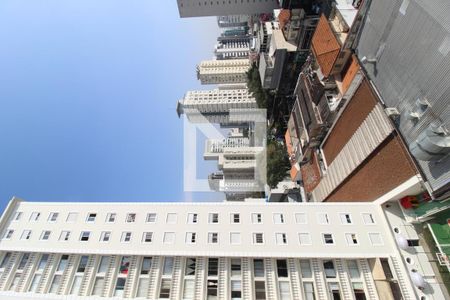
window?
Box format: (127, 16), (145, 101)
(352, 282), (366, 300)
(253, 233), (264, 244)
(186, 232), (196, 244)
(59, 231), (71, 241)
(187, 213), (198, 224)
(86, 213), (97, 223)
(146, 213), (157, 223)
(255, 281), (266, 300)
(299, 233), (312, 245)
(317, 213), (329, 224)
(159, 279), (171, 298)
(300, 260), (312, 278)
(276, 233), (288, 245)
(303, 282), (315, 300)
(208, 232), (218, 244)
(163, 232), (175, 244)
(70, 276), (82, 295)
(231, 213), (240, 223)
(273, 213), (284, 224)
(277, 260), (288, 277)
(106, 213), (116, 223)
(231, 259), (241, 277)
(346, 233), (358, 245)
(230, 232), (241, 244)
(100, 231), (111, 242)
(114, 277), (126, 297)
(97, 256), (109, 274)
(77, 256), (89, 272)
(407, 239), (419, 247)
(163, 257), (174, 275)
(208, 258), (219, 276)
(253, 259), (264, 277)
(37, 254), (49, 270)
(3, 229), (14, 240)
(137, 278), (149, 298)
(207, 280), (218, 299)
(30, 212), (40, 221)
(347, 260), (360, 279)
(20, 230), (31, 240)
(166, 213), (177, 224)
(328, 282), (341, 300)
(121, 232), (132, 242)
(368, 233), (383, 246)
(80, 231), (91, 241)
(252, 213), (262, 223)
(142, 232), (153, 243)
(57, 255), (69, 272)
(13, 212), (22, 221)
(295, 213), (307, 224)
(49, 275), (61, 293)
(323, 233), (334, 244)
(362, 213), (375, 224)
(126, 213), (136, 223)
(119, 256), (131, 274)
(231, 280), (242, 299)
(185, 258), (196, 276)
(279, 281), (291, 300)
(209, 213), (219, 223)
(340, 213), (352, 224)
(48, 212), (59, 222)
(141, 257), (152, 275)
(18, 253), (30, 270)
(0, 252), (11, 268)
(92, 277), (105, 296)
(66, 212), (78, 222)
(28, 274), (42, 292)
(323, 260), (336, 278)
(40, 230), (51, 241)
(183, 279), (195, 299)
(9, 274), (21, 291)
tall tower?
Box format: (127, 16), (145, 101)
(176, 88), (257, 124)
(196, 59), (251, 85)
(177, 0), (278, 18)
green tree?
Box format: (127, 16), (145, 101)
(266, 139), (291, 188)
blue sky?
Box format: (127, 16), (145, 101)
(0, 1), (224, 211)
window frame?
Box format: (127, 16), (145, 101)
(142, 232), (153, 243)
(298, 232), (312, 245)
(146, 213), (157, 223)
(253, 232), (265, 245)
(100, 231), (111, 242)
(339, 213), (352, 224)
(80, 231), (91, 242)
(40, 230), (51, 241)
(251, 213), (263, 224)
(121, 231), (132, 243)
(322, 233), (334, 245)
(86, 213), (97, 223)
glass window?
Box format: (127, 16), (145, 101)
(253, 259), (265, 277)
(30, 212), (40, 221)
(163, 232), (175, 244)
(362, 213), (375, 224)
(208, 258), (218, 276)
(277, 260), (288, 278)
(231, 259), (241, 277)
(49, 275), (61, 293)
(86, 213), (97, 222)
(4, 229), (14, 239)
(207, 280), (218, 299)
(231, 213), (240, 223)
(323, 260), (336, 278)
(252, 213), (262, 223)
(59, 231), (71, 241)
(48, 212), (59, 222)
(300, 260), (312, 278)
(70, 276), (82, 295)
(255, 281), (266, 300)
(119, 256), (130, 274)
(97, 256), (109, 274)
(231, 280), (242, 299)
(159, 279), (171, 299)
(66, 212), (78, 222)
(163, 257), (174, 275)
(230, 232), (241, 244)
(57, 255), (69, 272)
(13, 212), (22, 221)
(208, 232), (218, 244)
(17, 253), (30, 270)
(126, 213), (136, 223)
(166, 213), (177, 224)
(352, 282), (366, 299)
(369, 233), (383, 246)
(40, 230), (51, 241)
(299, 233), (312, 245)
(346, 233), (358, 245)
(114, 277), (126, 297)
(28, 274), (41, 292)
(142, 232), (153, 243)
(0, 252), (11, 268)
(137, 278), (149, 298)
(37, 254), (49, 271)
(323, 233), (334, 244)
(92, 277), (104, 296)
(187, 213), (198, 224)
(80, 231), (90, 241)
(186, 232), (196, 244)
(141, 257), (152, 275)
(185, 258), (196, 276)
(328, 282), (341, 300)
(183, 279), (195, 299)
(317, 213), (329, 224)
(100, 231), (111, 242)
(276, 233), (287, 245)
(279, 281), (291, 300)
(121, 232), (132, 242)
(303, 282), (315, 300)
(208, 213), (219, 224)
(273, 213), (284, 224)
(340, 213), (352, 224)
(20, 230), (32, 240)
(77, 256), (89, 273)
(295, 213), (307, 224)
(146, 213), (156, 223)
(253, 233), (264, 244)
(106, 213), (116, 223)
(347, 260), (360, 279)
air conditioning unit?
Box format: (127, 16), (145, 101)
(385, 107), (400, 118)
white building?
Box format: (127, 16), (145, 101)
(0, 197), (446, 299)
(214, 40), (251, 60)
(217, 15), (249, 28)
(177, 1), (278, 18)
(176, 88), (257, 124)
(197, 59), (251, 85)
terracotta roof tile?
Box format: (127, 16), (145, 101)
(278, 9), (291, 31)
(311, 14), (341, 77)
(285, 129), (294, 157)
(341, 55), (360, 94)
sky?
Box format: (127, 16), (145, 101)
(0, 1), (224, 212)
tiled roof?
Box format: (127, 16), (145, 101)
(278, 9), (291, 31)
(300, 152), (321, 192)
(285, 129), (294, 157)
(311, 14), (341, 77)
(340, 55), (360, 94)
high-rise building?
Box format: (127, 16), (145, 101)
(214, 39), (251, 60)
(217, 15), (249, 28)
(196, 59), (251, 85)
(177, 0), (278, 18)
(176, 88), (257, 124)
(0, 197), (446, 299)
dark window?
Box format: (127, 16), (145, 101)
(208, 258), (219, 276)
(77, 256), (89, 273)
(185, 258), (196, 276)
(277, 260), (288, 277)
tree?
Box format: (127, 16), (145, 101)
(266, 138), (291, 188)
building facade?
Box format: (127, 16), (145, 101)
(0, 197), (446, 299)
(197, 59), (251, 85)
(177, 0), (279, 18)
